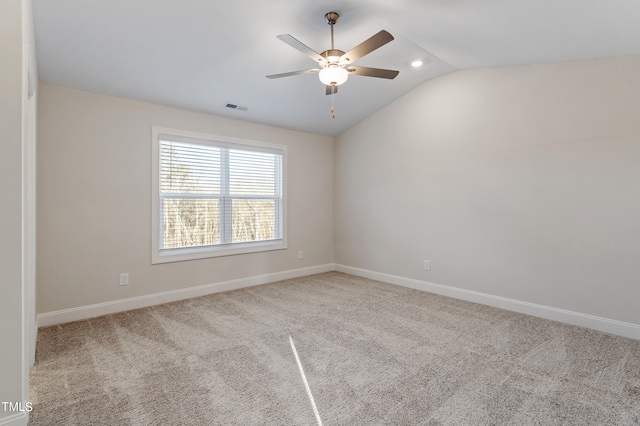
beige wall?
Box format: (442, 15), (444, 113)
(1, 0), (36, 421)
(0, 0), (24, 418)
(36, 56), (640, 330)
(335, 56), (640, 325)
(37, 84), (333, 314)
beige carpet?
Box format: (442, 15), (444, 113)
(30, 272), (640, 425)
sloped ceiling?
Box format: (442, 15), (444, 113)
(32, 0), (640, 136)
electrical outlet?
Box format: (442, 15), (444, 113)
(120, 273), (129, 286)
(298, 250), (304, 260)
(423, 260), (431, 271)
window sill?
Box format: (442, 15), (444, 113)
(152, 239), (287, 264)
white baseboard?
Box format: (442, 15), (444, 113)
(37, 264), (334, 327)
(0, 412), (28, 426)
(36, 262), (640, 341)
(335, 264), (640, 341)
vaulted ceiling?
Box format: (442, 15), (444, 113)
(32, 0), (640, 136)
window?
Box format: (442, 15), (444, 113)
(152, 127), (286, 263)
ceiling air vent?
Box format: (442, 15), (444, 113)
(225, 103), (248, 112)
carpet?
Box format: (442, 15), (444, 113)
(30, 272), (640, 425)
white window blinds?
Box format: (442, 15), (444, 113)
(153, 130), (285, 262)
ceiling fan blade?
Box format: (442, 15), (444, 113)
(325, 85), (338, 96)
(277, 34), (326, 64)
(347, 66), (399, 79)
(266, 69), (320, 79)
(340, 30), (394, 64)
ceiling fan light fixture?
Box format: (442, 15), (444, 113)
(266, 11), (398, 96)
(319, 65), (348, 86)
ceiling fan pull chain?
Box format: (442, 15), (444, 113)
(331, 87), (336, 119)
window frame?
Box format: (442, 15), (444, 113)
(151, 127), (287, 264)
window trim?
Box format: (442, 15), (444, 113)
(151, 127), (287, 264)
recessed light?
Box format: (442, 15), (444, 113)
(411, 59), (423, 67)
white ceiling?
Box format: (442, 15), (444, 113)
(32, 0), (640, 136)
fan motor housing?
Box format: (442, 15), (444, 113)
(320, 49), (346, 62)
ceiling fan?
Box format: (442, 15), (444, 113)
(266, 12), (399, 96)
